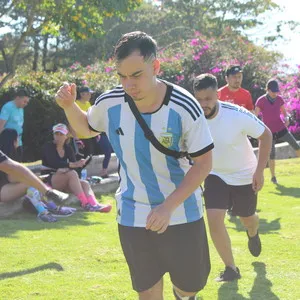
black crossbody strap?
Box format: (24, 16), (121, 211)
(126, 95), (189, 159)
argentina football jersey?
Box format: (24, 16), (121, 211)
(87, 80), (214, 227)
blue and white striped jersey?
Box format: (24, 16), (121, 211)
(87, 80), (214, 227)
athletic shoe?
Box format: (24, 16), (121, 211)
(247, 231), (262, 257)
(50, 206), (76, 217)
(82, 203), (112, 213)
(92, 203), (112, 213)
(37, 211), (57, 222)
(82, 203), (99, 212)
(215, 266), (241, 282)
(271, 176), (278, 184)
(45, 189), (69, 203)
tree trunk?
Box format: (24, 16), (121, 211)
(32, 36), (40, 71)
(52, 36), (60, 71)
(42, 34), (49, 71)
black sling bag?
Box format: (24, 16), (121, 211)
(126, 94), (190, 160)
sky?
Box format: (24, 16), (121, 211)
(247, 0), (300, 67)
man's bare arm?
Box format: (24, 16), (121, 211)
(56, 83), (98, 138)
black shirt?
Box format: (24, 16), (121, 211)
(42, 142), (76, 172)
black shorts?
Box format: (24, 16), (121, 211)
(118, 218), (211, 293)
(203, 175), (257, 217)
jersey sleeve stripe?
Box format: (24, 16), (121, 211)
(189, 143), (214, 157)
(172, 90), (202, 116)
(170, 99), (197, 121)
(95, 90), (125, 106)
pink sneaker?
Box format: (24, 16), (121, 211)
(93, 203), (112, 213)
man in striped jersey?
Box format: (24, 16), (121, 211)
(193, 74), (272, 282)
(56, 32), (214, 300)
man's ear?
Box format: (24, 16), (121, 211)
(225, 76), (229, 84)
(153, 58), (160, 75)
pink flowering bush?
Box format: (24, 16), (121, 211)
(276, 66), (300, 139)
(1, 29), (298, 160)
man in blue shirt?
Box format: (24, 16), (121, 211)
(55, 32), (213, 299)
(0, 88), (30, 161)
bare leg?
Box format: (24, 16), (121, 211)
(51, 170), (84, 195)
(207, 209), (236, 269)
(240, 213), (259, 237)
(139, 278), (163, 300)
(296, 149), (300, 157)
(0, 182), (28, 202)
(80, 180), (94, 197)
(173, 285), (198, 298)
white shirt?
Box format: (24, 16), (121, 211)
(207, 101), (265, 185)
(87, 81), (214, 227)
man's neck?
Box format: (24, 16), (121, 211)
(206, 101), (220, 120)
(135, 80), (166, 113)
(227, 85), (240, 92)
(266, 93), (276, 100)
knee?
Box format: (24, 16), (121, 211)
(67, 170), (79, 179)
(173, 286), (197, 299)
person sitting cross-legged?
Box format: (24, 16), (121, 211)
(42, 123), (111, 213)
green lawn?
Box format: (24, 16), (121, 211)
(0, 158), (299, 300)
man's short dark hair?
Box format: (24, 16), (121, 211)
(15, 88), (30, 98)
(193, 74), (218, 92)
(114, 31), (157, 61)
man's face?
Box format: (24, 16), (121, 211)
(267, 90), (279, 98)
(15, 96), (29, 108)
(194, 87), (218, 117)
(116, 51), (159, 101)
(226, 72), (243, 90)
(80, 91), (91, 102)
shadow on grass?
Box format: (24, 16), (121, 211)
(218, 262), (279, 300)
(0, 262), (63, 280)
(271, 183), (300, 198)
(226, 216), (281, 234)
(249, 262), (280, 300)
(0, 211), (105, 238)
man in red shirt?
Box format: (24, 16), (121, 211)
(218, 65), (254, 112)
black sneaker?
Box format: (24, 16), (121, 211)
(247, 231), (261, 257)
(215, 266), (241, 282)
(271, 176), (278, 184)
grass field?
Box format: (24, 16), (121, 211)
(0, 158), (299, 299)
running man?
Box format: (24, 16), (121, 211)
(56, 31), (213, 300)
(255, 79), (300, 184)
(218, 65), (254, 112)
(193, 74), (272, 282)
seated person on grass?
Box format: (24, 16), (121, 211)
(42, 123), (111, 213)
(0, 128), (72, 222)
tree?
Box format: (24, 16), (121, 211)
(0, 0), (141, 87)
(162, 0), (279, 37)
